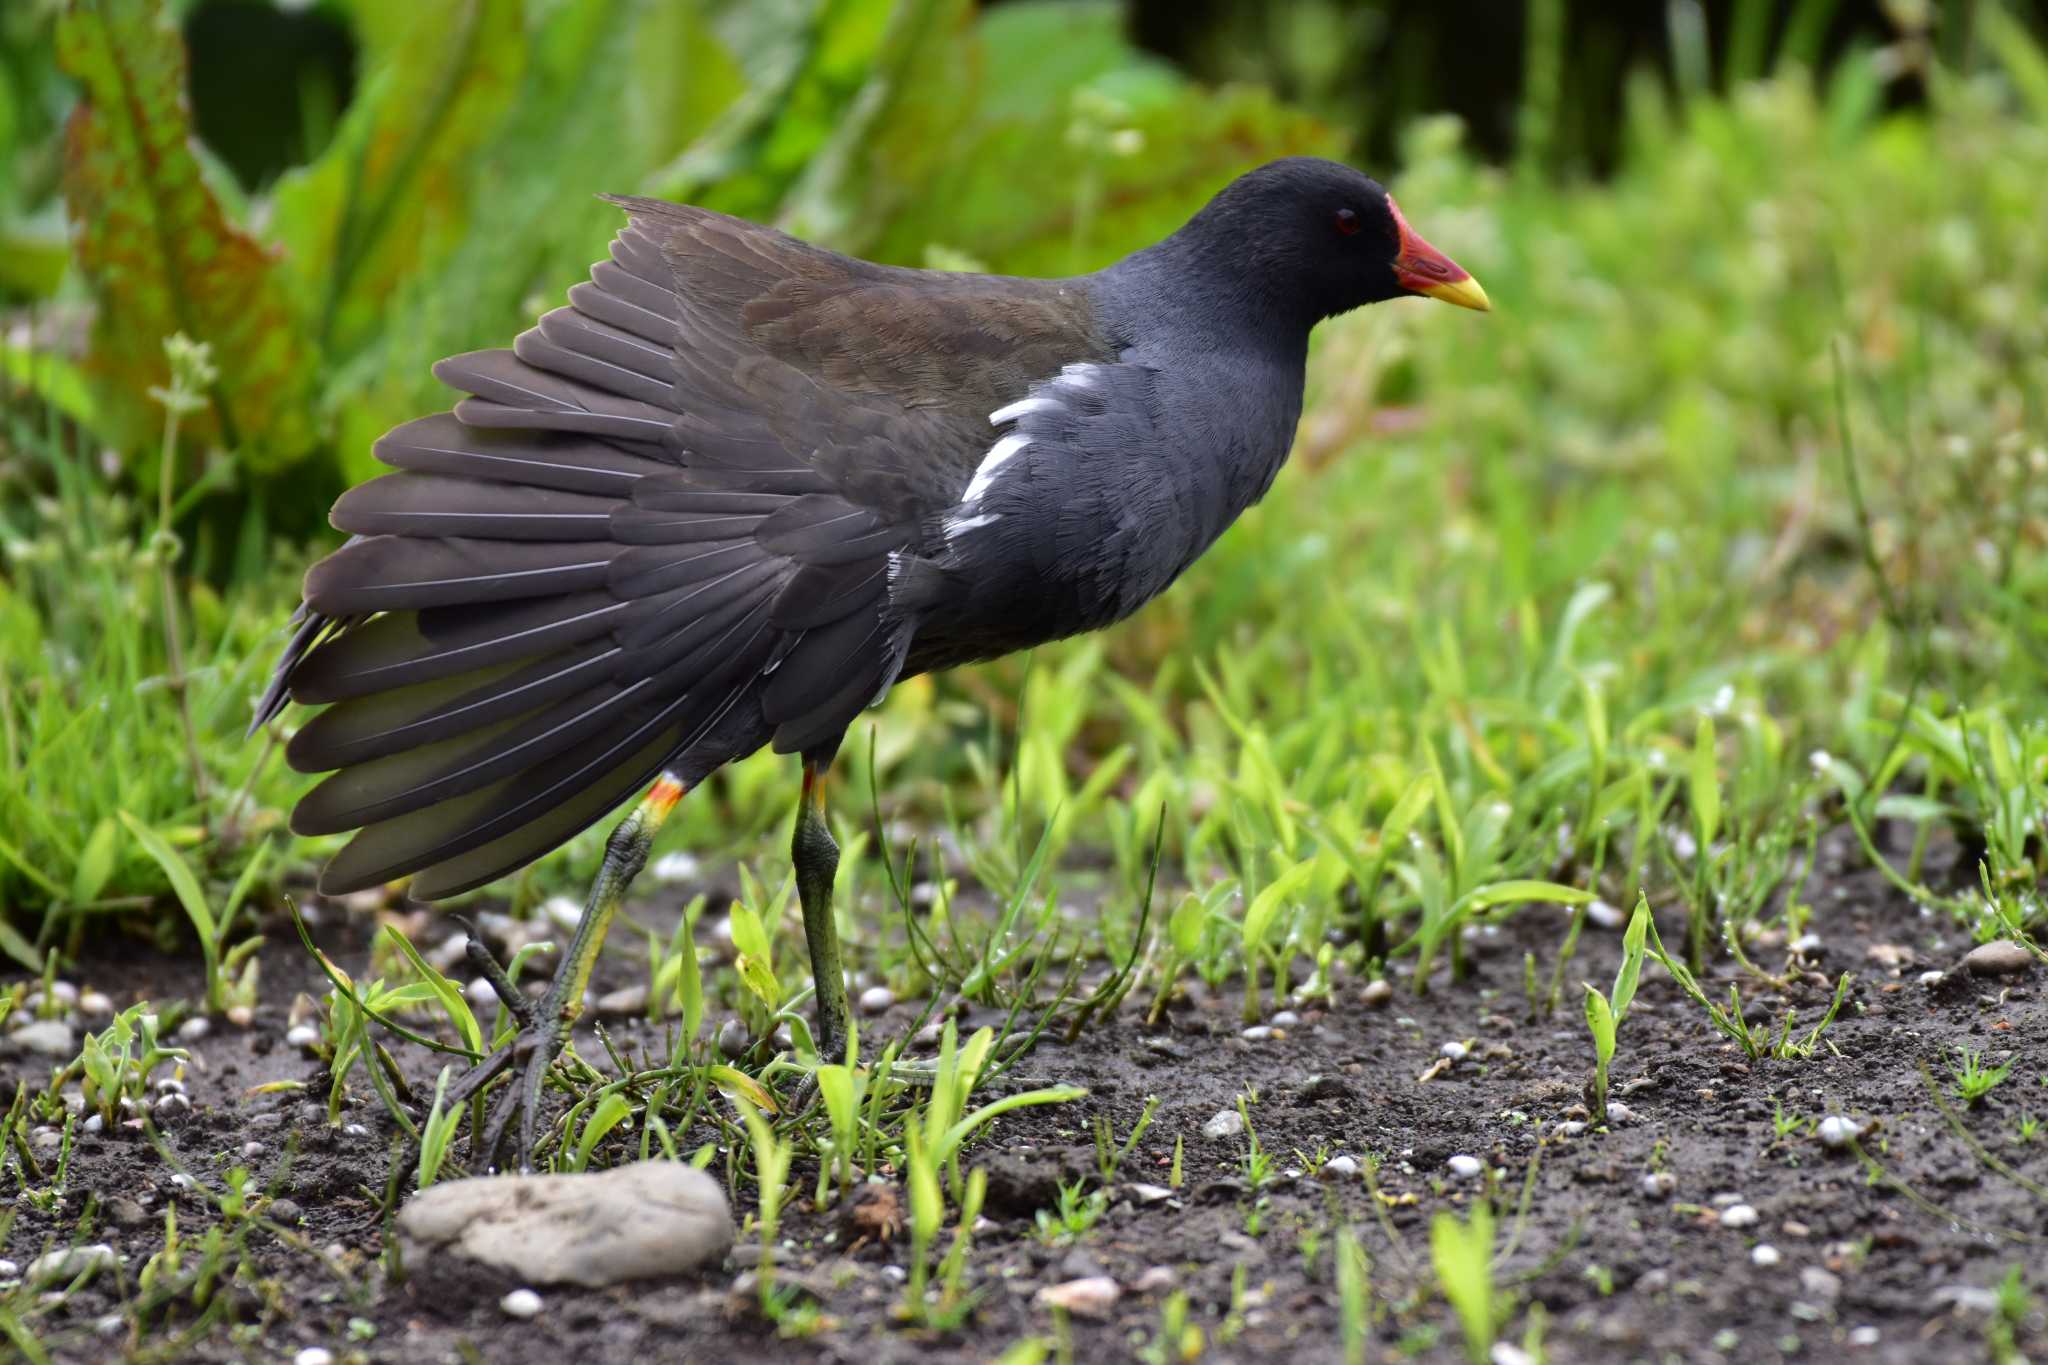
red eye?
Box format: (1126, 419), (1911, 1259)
(1334, 208), (1361, 236)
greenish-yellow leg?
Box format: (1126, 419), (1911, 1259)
(445, 772), (687, 1172)
(794, 759), (850, 1067)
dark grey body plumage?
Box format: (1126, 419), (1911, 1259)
(261, 158), (1425, 900)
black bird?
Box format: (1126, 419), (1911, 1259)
(256, 156), (1487, 1163)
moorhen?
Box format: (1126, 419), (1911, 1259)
(255, 156), (1488, 1163)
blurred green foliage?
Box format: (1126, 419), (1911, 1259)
(20, 0), (1332, 491)
(0, 0), (2044, 970)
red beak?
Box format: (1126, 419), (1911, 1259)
(1388, 195), (1490, 312)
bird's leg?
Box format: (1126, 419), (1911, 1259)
(456, 772), (688, 1171)
(793, 759), (850, 1068)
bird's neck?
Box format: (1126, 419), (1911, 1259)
(1096, 238), (1320, 359)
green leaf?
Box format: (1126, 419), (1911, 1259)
(68, 818), (117, 907)
(118, 811), (215, 958)
(269, 0), (526, 361)
(1582, 985), (1615, 1066)
(56, 0), (320, 468)
(568, 1092), (635, 1172)
(1456, 880), (1594, 914)
(1242, 856), (1316, 954)
(1610, 895), (1650, 1020)
(1690, 712), (1720, 849)
(380, 925), (483, 1056)
(1167, 894), (1205, 958)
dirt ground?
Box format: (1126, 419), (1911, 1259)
(5, 828), (2045, 1364)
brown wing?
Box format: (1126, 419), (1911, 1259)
(257, 198), (1108, 898)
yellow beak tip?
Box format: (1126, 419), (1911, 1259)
(1420, 277), (1492, 313)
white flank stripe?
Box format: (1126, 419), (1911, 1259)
(961, 432), (1029, 505)
(989, 395), (1059, 426)
(945, 512), (1000, 538)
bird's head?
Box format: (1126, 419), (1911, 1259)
(1176, 157), (1491, 324)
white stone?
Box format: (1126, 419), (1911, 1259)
(650, 852), (700, 884)
(1790, 933), (1824, 956)
(1918, 970), (1945, 987)
(78, 991), (114, 1017)
(1132, 1265), (1178, 1294)
(500, 1287), (544, 1318)
(28, 1245), (117, 1287)
(1270, 1010), (1301, 1027)
(466, 978), (499, 1007)
(1440, 1041), (1469, 1061)
(396, 1162), (734, 1287)
(1447, 1154), (1483, 1179)
(1201, 1109), (1244, 1141)
(1361, 980), (1392, 1008)
(1587, 899), (1626, 930)
(543, 896), (583, 931)
(1816, 1115), (1867, 1150)
(1606, 1101), (1639, 1125)
(1324, 1155), (1360, 1178)
(285, 1024), (321, 1050)
(1720, 1204), (1760, 1228)
(1640, 1171), (1676, 1198)
(2, 1020), (77, 1058)
(176, 1016), (211, 1042)
(1848, 1326), (1879, 1346)
(294, 1350), (334, 1365)
(1125, 1183), (1175, 1205)
(1240, 1026), (1274, 1041)
(857, 986), (895, 1015)
(594, 984), (648, 1017)
(1034, 1275), (1120, 1317)
(1751, 1244), (1781, 1267)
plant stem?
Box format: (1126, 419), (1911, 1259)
(156, 404), (208, 813)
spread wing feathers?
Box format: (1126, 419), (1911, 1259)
(262, 203), (963, 897)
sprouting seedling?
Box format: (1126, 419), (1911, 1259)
(1581, 894), (1649, 1122)
(1336, 1225), (1370, 1365)
(1950, 1046), (2016, 1105)
(1430, 1200), (1498, 1365)
(1093, 1095), (1160, 1184)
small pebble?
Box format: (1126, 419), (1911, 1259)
(28, 1245), (117, 1287)
(1800, 1267), (1842, 1301)
(1360, 980), (1392, 1008)
(1269, 1010), (1300, 1027)
(176, 1016), (211, 1042)
(48, 982), (79, 1006)
(1586, 899), (1625, 930)
(594, 984), (648, 1017)
(82, 1114), (104, 1135)
(0, 1259), (16, 1278)
(1240, 1025), (1275, 1041)
(542, 896), (582, 932)
(1816, 1115), (1867, 1150)
(1490, 1345), (1535, 1365)
(650, 851), (700, 884)
(295, 1350), (335, 1365)
(285, 1024), (321, 1050)
(226, 1005), (254, 1028)
(1848, 1326), (1879, 1346)
(1963, 941), (2032, 977)
(857, 985), (895, 1015)
(1447, 1154), (1483, 1179)
(78, 991), (114, 1017)
(717, 1018), (751, 1059)
(1554, 1121), (1586, 1137)
(241, 1142), (264, 1159)
(1034, 1276), (1120, 1317)
(1323, 1155), (1360, 1178)
(1132, 1265), (1179, 1293)
(1606, 1101), (1639, 1125)
(1720, 1204), (1759, 1228)
(1789, 933), (1824, 956)
(1751, 1244), (1781, 1267)
(1440, 1041), (1469, 1061)
(466, 978), (500, 1007)
(500, 1287), (544, 1318)
(1125, 1183), (1175, 1205)
(1201, 1108), (1244, 1141)
(1640, 1171), (1676, 1198)
(269, 1199), (303, 1222)
(94, 1314), (124, 1338)
(154, 1092), (191, 1117)
(1918, 970), (1945, 987)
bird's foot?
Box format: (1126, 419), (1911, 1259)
(427, 920), (581, 1173)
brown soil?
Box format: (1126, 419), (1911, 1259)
(5, 830), (2045, 1364)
